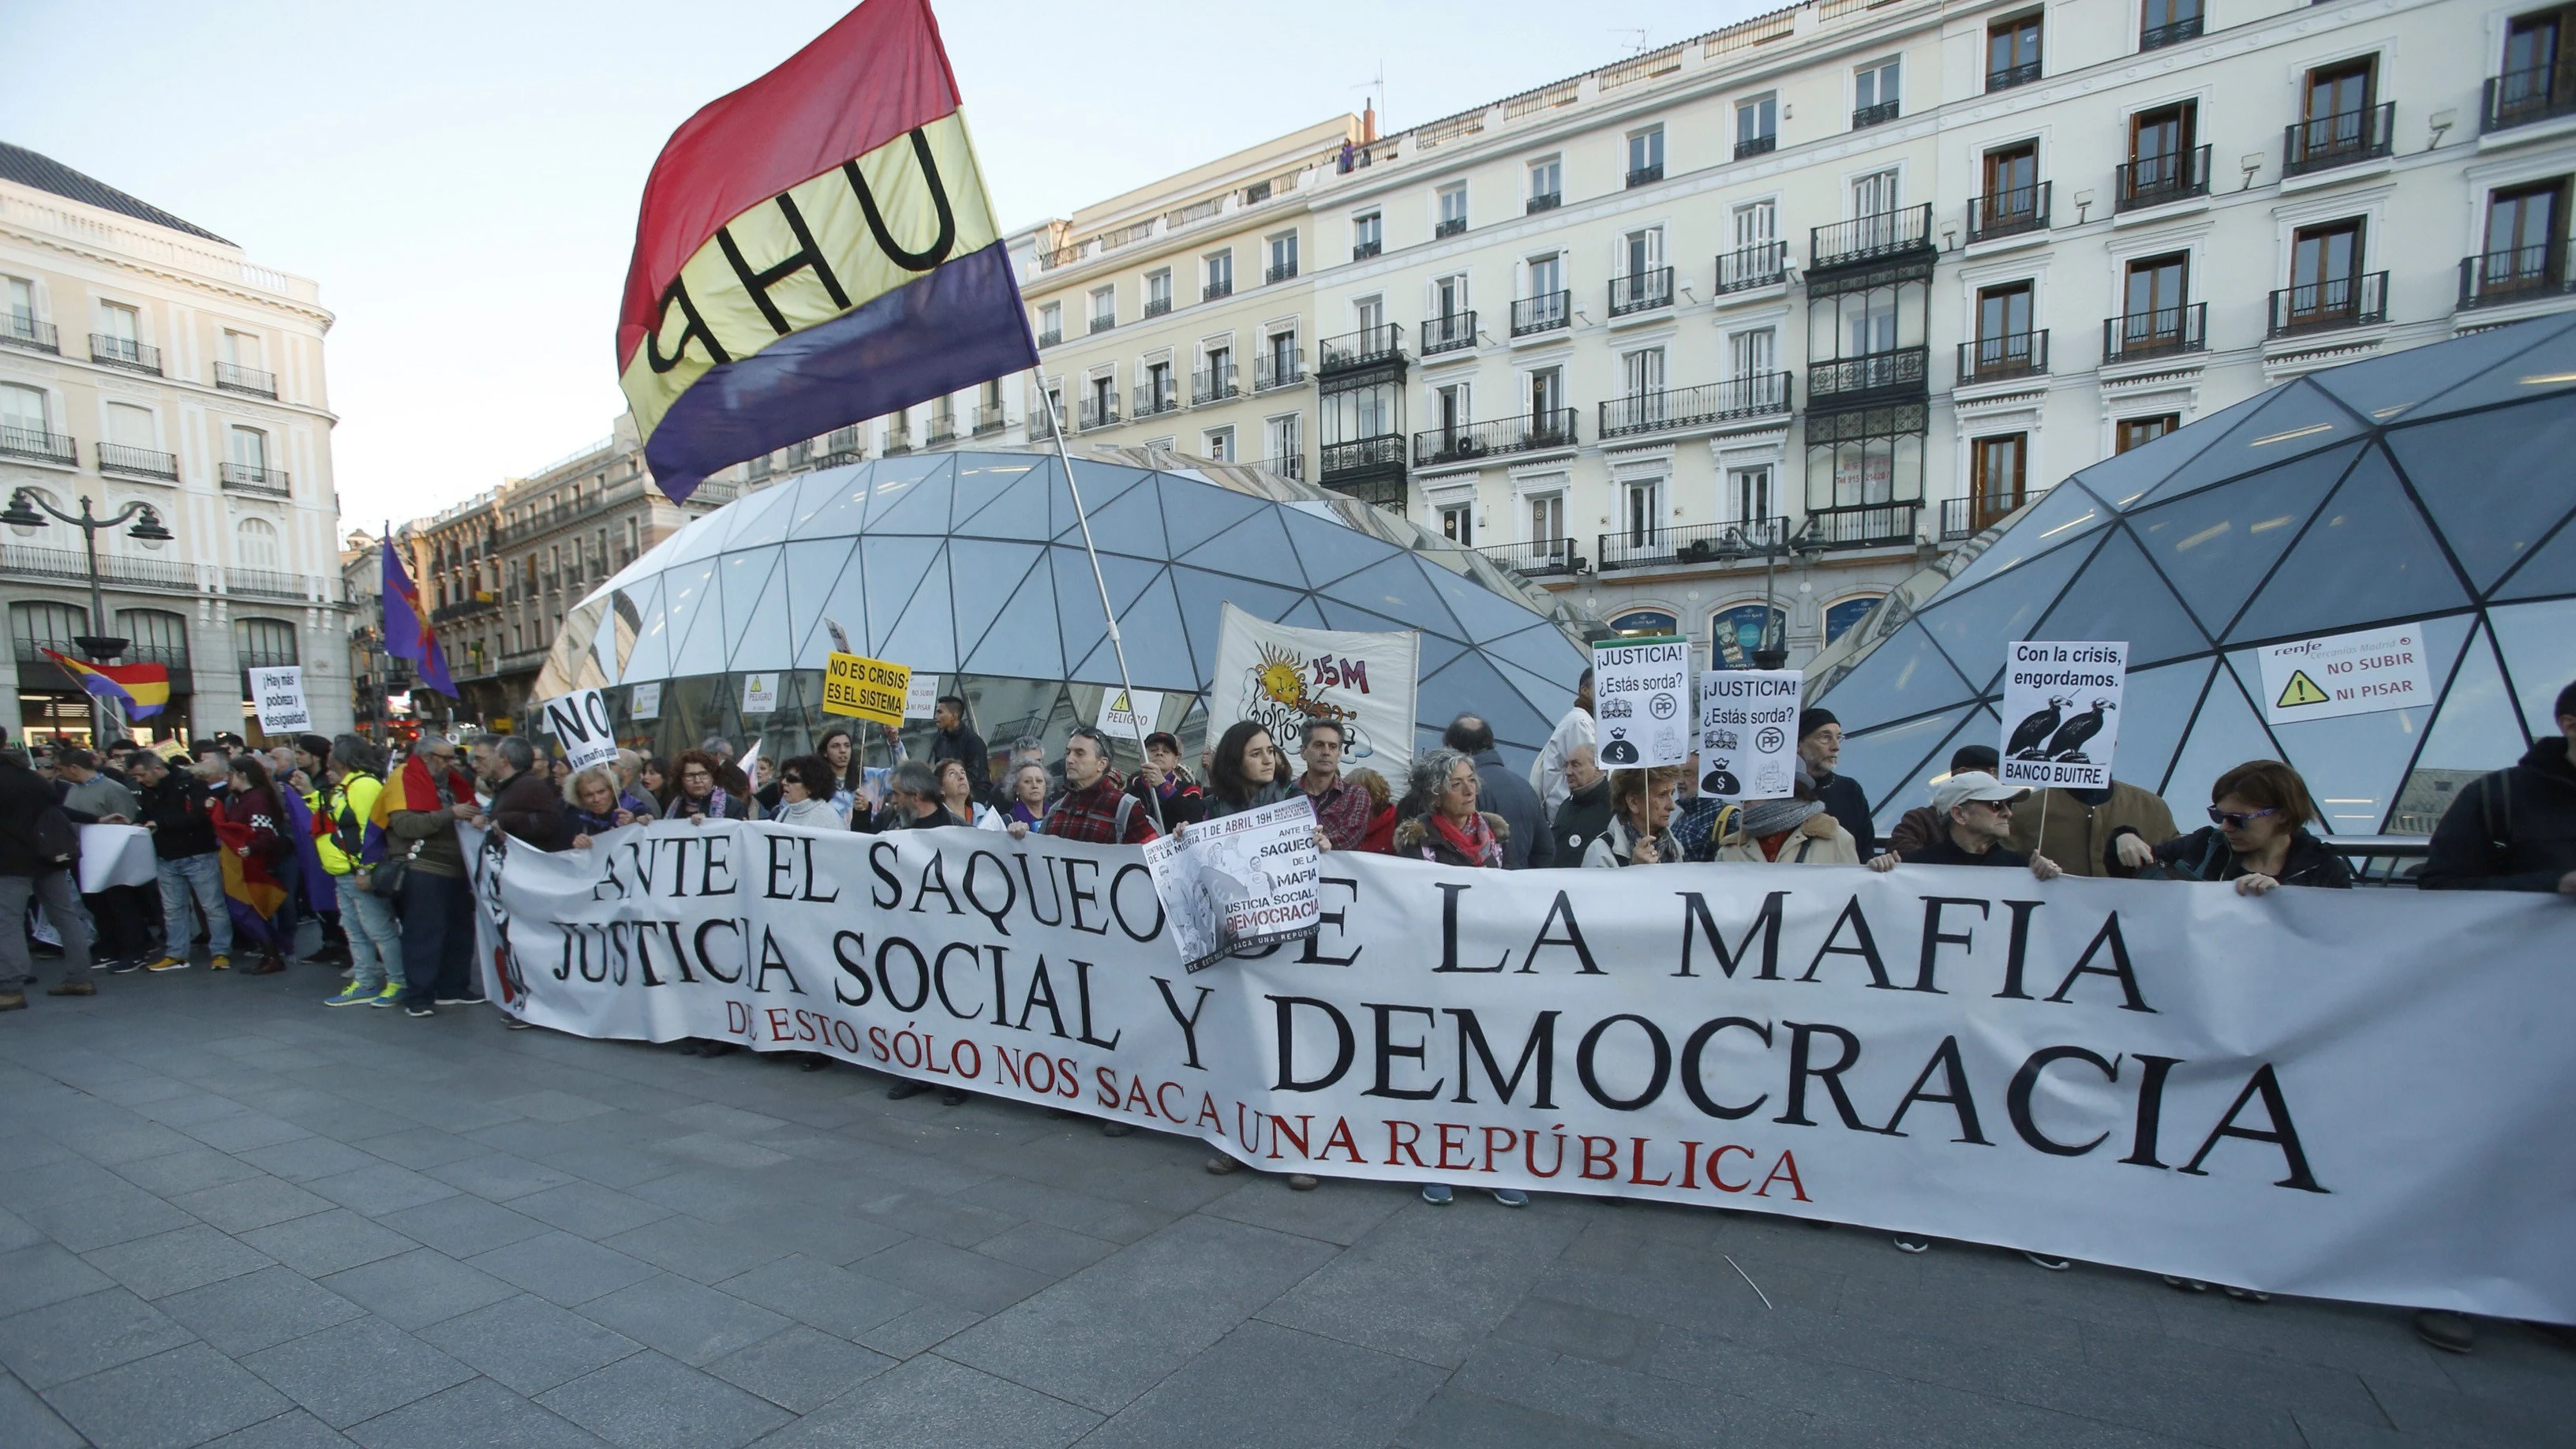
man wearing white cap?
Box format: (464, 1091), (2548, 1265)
(1867, 772), (2061, 879)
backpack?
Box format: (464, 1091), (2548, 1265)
(32, 803), (79, 865)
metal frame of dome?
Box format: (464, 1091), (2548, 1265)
(534, 447), (1598, 766)
(1811, 313), (2576, 838)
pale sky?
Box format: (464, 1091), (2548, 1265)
(4, 1), (1764, 533)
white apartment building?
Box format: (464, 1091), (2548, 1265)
(1, 142), (350, 743)
(981, 0), (2576, 671)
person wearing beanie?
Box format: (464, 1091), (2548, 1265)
(1796, 708), (1876, 856)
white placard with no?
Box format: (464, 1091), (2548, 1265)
(541, 690), (621, 773)
(2256, 623), (2433, 725)
(1998, 641), (2128, 789)
(1592, 637), (1694, 769)
(1698, 670), (1803, 800)
(252, 666), (309, 734)
(1098, 687), (1164, 742)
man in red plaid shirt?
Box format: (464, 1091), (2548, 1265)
(1009, 728), (1159, 846)
(1297, 719), (1371, 851)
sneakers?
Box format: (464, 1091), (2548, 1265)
(1204, 1155), (1243, 1175)
(2024, 1252), (2072, 1271)
(46, 979), (96, 997)
(1893, 1237), (1932, 1253)
(324, 984), (376, 1007)
(403, 1004), (434, 1017)
(208, 954), (230, 971)
(1491, 1189), (1530, 1208)
(0, 990), (24, 1011)
(368, 983), (402, 1008)
(146, 956), (192, 972)
(1288, 1175), (1319, 1191)
(504, 1017), (534, 1031)
(433, 994), (487, 1006)
(106, 959), (144, 975)
(1421, 1184), (1455, 1206)
(2413, 1309), (2476, 1354)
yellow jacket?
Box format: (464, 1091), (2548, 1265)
(316, 771), (383, 875)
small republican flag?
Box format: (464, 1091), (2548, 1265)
(380, 531), (456, 698)
(616, 0), (1035, 504)
(39, 648), (167, 719)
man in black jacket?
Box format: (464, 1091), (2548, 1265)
(1548, 743), (1612, 865)
(0, 727), (95, 1008)
(1798, 709), (1876, 857)
(2420, 678), (2576, 898)
(133, 751), (231, 972)
(1443, 715), (1555, 869)
(927, 696), (989, 803)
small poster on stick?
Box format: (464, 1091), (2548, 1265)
(1998, 641), (2128, 790)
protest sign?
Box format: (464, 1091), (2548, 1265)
(1211, 603), (1418, 781)
(462, 819), (2576, 1324)
(1142, 794), (1321, 970)
(2257, 623), (2433, 724)
(1099, 687), (1165, 743)
(822, 652), (909, 726)
(1999, 641), (2129, 789)
(741, 672), (780, 714)
(252, 666), (309, 734)
(905, 672), (941, 721)
(630, 681), (662, 719)
(1593, 636), (1693, 769)
(540, 690), (620, 773)
(1698, 669), (1802, 800)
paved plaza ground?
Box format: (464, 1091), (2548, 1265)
(0, 961), (2566, 1449)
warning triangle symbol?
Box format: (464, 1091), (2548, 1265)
(1108, 690), (1133, 713)
(2276, 669), (2331, 709)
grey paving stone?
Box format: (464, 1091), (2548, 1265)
(0, 1365), (88, 1449)
(856, 1303), (983, 1359)
(717, 1254), (924, 1340)
(0, 1286), (196, 1389)
(724, 1202), (910, 1266)
(575, 1274), (792, 1366)
(854, 1189), (1023, 1249)
(470, 1231), (662, 1307)
(941, 1213), (1339, 1413)
(237, 1137), (388, 1184)
(303, 1163), (459, 1217)
(704, 1324), (897, 1413)
(241, 1314), (477, 1428)
(418, 1294), (646, 1396)
(56, 1116), (201, 1167)
(1084, 1319), (1446, 1449)
(238, 1209), (420, 1278)
(507, 1181), (673, 1238)
(184, 1113), (316, 1154)
(343, 1376), (612, 1449)
(848, 1238), (1056, 1316)
(496, 1089), (620, 1123)
(1200, 1174), (1413, 1247)
(0, 1204), (44, 1253)
(1260, 1196), (1583, 1368)
(1394, 1386), (1664, 1449)
(42, 1340), (295, 1449)
(21, 1181), (200, 1252)
(83, 1222), (275, 1301)
(0, 1152), (131, 1211)
(112, 1144), (271, 1196)
(170, 1175), (338, 1234)
(202, 1408), (361, 1447)
(653, 1133), (792, 1170)
(1449, 1337), (1819, 1446)
(537, 1349), (792, 1449)
(317, 1249), (518, 1330)
(972, 1222), (1121, 1277)
(427, 1151), (579, 1202)
(347, 1126), (488, 1171)
(376, 1192), (552, 1256)
(158, 1264), (365, 1355)
(754, 1352), (1100, 1449)
(600, 1217), (794, 1286)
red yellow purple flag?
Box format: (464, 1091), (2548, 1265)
(616, 0), (1033, 503)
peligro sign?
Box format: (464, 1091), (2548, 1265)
(461, 822), (2576, 1324)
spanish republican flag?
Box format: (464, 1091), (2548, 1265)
(617, 0), (1035, 504)
(39, 647), (167, 719)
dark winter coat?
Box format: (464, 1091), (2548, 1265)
(1470, 748), (1556, 869)
(2419, 736), (2576, 893)
(2145, 826), (2353, 889)
(137, 772), (220, 859)
(1811, 769), (1875, 858)
(1550, 777), (1614, 866)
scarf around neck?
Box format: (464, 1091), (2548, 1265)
(1431, 807), (1496, 865)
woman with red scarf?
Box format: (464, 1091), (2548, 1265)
(213, 755), (292, 975)
(1391, 748), (1510, 868)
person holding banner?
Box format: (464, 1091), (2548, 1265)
(1009, 728), (1157, 846)
(1548, 744), (1612, 864)
(769, 756), (850, 831)
(1446, 717), (1553, 869)
(1714, 769), (1859, 865)
(561, 766), (638, 848)
(215, 756), (293, 976)
(1583, 766), (1685, 869)
(1003, 762), (1050, 832)
(1125, 732), (1204, 833)
(388, 736), (485, 1016)
(664, 751), (749, 823)
(1203, 722), (1296, 820)
(1296, 721), (1370, 851)
(2421, 679), (2576, 897)
(1867, 773), (2063, 878)
(1394, 749), (1511, 869)
(2129, 761), (2351, 894)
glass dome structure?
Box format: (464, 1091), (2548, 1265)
(1812, 314), (2576, 838)
(536, 449), (1594, 768)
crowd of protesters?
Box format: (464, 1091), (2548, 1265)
(2, 672), (2569, 1353)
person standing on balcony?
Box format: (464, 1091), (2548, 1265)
(1530, 668), (1595, 816)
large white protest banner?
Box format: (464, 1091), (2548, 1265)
(1699, 670), (1802, 800)
(1999, 641), (2128, 789)
(541, 690), (621, 773)
(463, 820), (2576, 1324)
(1210, 603), (1417, 781)
(1594, 636), (1693, 768)
(2257, 623), (2434, 725)
(1144, 795), (1321, 971)
(252, 666), (310, 735)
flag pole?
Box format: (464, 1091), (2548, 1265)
(1030, 369), (1146, 762)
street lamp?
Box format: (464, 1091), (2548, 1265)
(5, 486), (174, 742)
(1708, 517), (1825, 671)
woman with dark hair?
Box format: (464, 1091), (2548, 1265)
(816, 725), (864, 815)
(639, 756), (672, 803)
(938, 758), (1005, 830)
(1203, 721), (1294, 818)
(2130, 760), (2353, 894)
(218, 754), (291, 975)
(771, 754), (848, 829)
(662, 750), (747, 822)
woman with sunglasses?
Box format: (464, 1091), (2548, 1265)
(2127, 760), (2352, 895)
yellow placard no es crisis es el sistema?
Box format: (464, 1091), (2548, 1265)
(822, 652), (911, 726)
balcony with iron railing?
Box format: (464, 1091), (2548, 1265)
(1597, 517), (1792, 571)
(1318, 324), (1404, 374)
(227, 567), (307, 601)
(1263, 453), (1306, 482)
(1088, 313), (1115, 335)
(2102, 301), (2207, 361)
(3, 542), (193, 590)
(1597, 375), (1792, 439)
(1852, 99), (1900, 129)
(1204, 277), (1234, 302)
(1436, 216), (1466, 238)
(214, 361), (277, 398)
(1036, 327), (1062, 348)
(2116, 144), (2211, 212)
(1319, 434), (1407, 485)
(1511, 291), (1571, 337)
(1956, 330), (2049, 384)
(1808, 346), (1929, 406)
(2268, 271), (2388, 338)
(1413, 410), (1578, 467)
(432, 594), (499, 623)
(1986, 60), (2042, 92)
(1967, 182), (2050, 244)
(1808, 501), (1922, 549)
(2458, 245), (2576, 309)
(2, 313), (58, 355)
(96, 442), (178, 481)
(1626, 163), (1664, 189)
(927, 414), (959, 445)
(1810, 205), (1933, 271)
(1526, 191), (1562, 215)
(1716, 242), (1789, 294)
(1267, 260), (1298, 284)
(1029, 405), (1061, 438)
(2140, 15), (2202, 50)
(1734, 133), (1777, 161)
(2283, 103), (2394, 178)
(1255, 350), (1308, 391)
(89, 335), (161, 375)
(973, 403), (1009, 435)
(1477, 537), (1584, 578)
(1420, 312), (1477, 355)
(884, 422), (913, 454)
(1353, 239), (1383, 261)
(1133, 380), (1181, 417)
(1079, 395), (1121, 431)
(2483, 66), (2576, 133)
(220, 462), (291, 496)
(1144, 295), (1173, 318)
(1609, 268), (1673, 316)
(1192, 363), (1238, 406)
(0, 425), (77, 466)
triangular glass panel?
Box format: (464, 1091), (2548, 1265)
(1314, 596), (1424, 637)
(2408, 313), (2576, 421)
(1818, 616), (1981, 725)
(952, 459), (1058, 543)
(863, 455), (960, 534)
(2098, 657), (2215, 801)
(1417, 553), (1549, 644)
(1049, 545), (1114, 682)
(716, 548), (778, 641)
(2489, 514), (2576, 603)
(651, 508), (737, 570)
(1417, 648), (1553, 758)
(947, 541), (1050, 666)
(1331, 556), (1468, 643)
(724, 556), (792, 671)
(1281, 597), (1331, 630)
(1167, 566), (1309, 683)
(1054, 462), (1155, 541)
(1917, 534), (2096, 689)
(2028, 527), (2214, 668)
(2312, 313), (2576, 425)
(1177, 505), (1308, 586)
(1477, 621), (1592, 687)
(949, 457), (1043, 530)
(1939, 485), (2114, 595)
(614, 578), (665, 683)
(2385, 408), (2576, 594)
(1067, 564), (1196, 691)
(1412, 632), (1468, 688)
(2053, 391), (2259, 511)
(653, 560), (714, 671)
(779, 538), (858, 662)
(1281, 507), (1397, 587)
(1159, 474), (1271, 556)
(790, 543), (867, 662)
(858, 537), (944, 653)
(2394, 624), (2529, 834)
(1062, 468), (1170, 560)
(874, 543), (956, 672)
(716, 477), (806, 551)
(2224, 447), (2474, 645)
(666, 563), (732, 677)
(788, 465), (880, 541)
(2129, 442), (2357, 638)
(2485, 599), (2576, 737)
(959, 560), (1065, 680)
(1836, 704), (1977, 824)
(2126, 381), (2368, 508)
(2151, 659), (2278, 816)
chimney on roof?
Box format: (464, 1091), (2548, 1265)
(1361, 103), (1377, 143)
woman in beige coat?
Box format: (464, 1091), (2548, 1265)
(1715, 769), (1861, 865)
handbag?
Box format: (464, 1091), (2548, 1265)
(366, 841), (418, 900)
